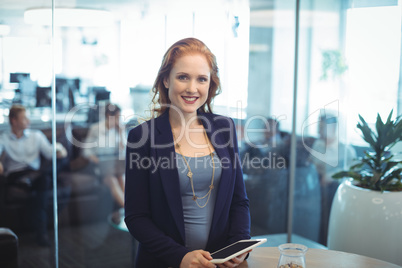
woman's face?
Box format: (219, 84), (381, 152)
(164, 54), (211, 116)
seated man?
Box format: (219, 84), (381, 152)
(0, 104), (67, 247)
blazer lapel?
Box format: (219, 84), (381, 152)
(154, 112), (185, 241)
(200, 114), (234, 230)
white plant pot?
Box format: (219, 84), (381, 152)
(327, 180), (402, 266)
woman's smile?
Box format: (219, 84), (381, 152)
(182, 96), (199, 104)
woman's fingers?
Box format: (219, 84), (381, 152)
(180, 250), (217, 268)
(217, 250), (250, 268)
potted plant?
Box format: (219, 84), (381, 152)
(327, 110), (402, 266)
(332, 110), (402, 191)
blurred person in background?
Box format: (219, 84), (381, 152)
(0, 104), (67, 246)
(309, 111), (356, 245)
(82, 102), (126, 208)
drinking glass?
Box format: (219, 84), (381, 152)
(277, 243), (308, 268)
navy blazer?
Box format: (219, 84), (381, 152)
(124, 110), (250, 268)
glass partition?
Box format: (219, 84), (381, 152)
(244, 0), (297, 239)
(292, 0), (350, 246)
(246, 0), (401, 249)
(294, 0), (401, 247)
(0, 1), (59, 267)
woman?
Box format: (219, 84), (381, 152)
(83, 103), (126, 207)
(124, 38), (250, 268)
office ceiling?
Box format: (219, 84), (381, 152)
(0, 0), (274, 9)
(0, 0), (275, 24)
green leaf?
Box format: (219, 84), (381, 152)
(382, 161), (400, 175)
(357, 115), (376, 148)
(375, 113), (384, 139)
(350, 162), (365, 170)
(382, 168), (402, 186)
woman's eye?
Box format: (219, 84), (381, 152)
(199, 77), (208, 82)
(178, 75), (187, 80)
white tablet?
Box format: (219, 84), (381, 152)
(210, 238), (267, 264)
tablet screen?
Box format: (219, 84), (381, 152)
(211, 240), (260, 259)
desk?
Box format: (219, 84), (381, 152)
(106, 212), (400, 268)
(240, 247), (401, 268)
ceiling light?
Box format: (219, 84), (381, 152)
(0, 24), (10, 36)
(24, 8), (114, 27)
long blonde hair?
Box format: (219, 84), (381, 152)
(150, 37), (221, 117)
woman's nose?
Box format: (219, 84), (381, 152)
(186, 80), (198, 93)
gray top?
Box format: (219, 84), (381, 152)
(176, 151), (222, 251)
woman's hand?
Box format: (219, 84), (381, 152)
(180, 250), (217, 268)
(216, 251), (250, 268)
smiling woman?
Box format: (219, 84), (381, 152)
(124, 37), (251, 268)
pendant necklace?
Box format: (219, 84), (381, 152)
(173, 127), (215, 208)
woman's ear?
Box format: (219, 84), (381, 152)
(163, 77), (169, 89)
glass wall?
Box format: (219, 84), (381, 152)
(293, 0), (402, 247)
(0, 0), (401, 267)
(245, 0), (401, 248)
(0, 2), (59, 267)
